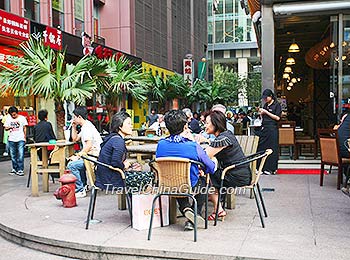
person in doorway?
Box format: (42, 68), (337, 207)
(4, 106), (28, 176)
(256, 89), (282, 175)
(67, 106), (103, 198)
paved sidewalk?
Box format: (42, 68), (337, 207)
(0, 158), (349, 259)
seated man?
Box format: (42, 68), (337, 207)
(156, 110), (215, 231)
(67, 106), (103, 198)
(149, 114), (166, 136)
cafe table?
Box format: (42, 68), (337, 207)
(125, 136), (162, 143)
(126, 143), (157, 162)
(27, 140), (75, 197)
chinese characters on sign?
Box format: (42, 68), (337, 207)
(0, 9), (30, 41)
(43, 26), (62, 51)
(0, 45), (23, 69)
(183, 58), (194, 86)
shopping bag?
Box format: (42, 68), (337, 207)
(132, 194), (169, 231)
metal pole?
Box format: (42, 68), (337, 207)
(212, 1), (216, 80)
(338, 13), (343, 120)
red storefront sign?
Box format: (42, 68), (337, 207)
(43, 26), (62, 51)
(0, 45), (23, 69)
(0, 9), (29, 41)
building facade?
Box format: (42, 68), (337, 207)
(207, 0), (260, 81)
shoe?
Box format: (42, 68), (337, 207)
(341, 187), (350, 197)
(75, 189), (86, 198)
(208, 210), (227, 221)
(8, 169), (16, 176)
(3, 152), (8, 156)
(183, 208), (205, 228)
(184, 221), (194, 231)
(16, 170), (24, 176)
(263, 170), (272, 175)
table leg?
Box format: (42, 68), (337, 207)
(42, 147), (49, 192)
(169, 197), (177, 224)
(30, 148), (39, 197)
(57, 147), (66, 177)
(226, 193), (236, 209)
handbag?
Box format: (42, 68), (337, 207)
(125, 171), (155, 192)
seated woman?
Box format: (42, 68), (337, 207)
(95, 111), (142, 191)
(205, 110), (251, 220)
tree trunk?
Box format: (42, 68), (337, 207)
(55, 101), (65, 139)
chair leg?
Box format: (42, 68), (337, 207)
(148, 194), (160, 240)
(26, 164), (31, 188)
(159, 196), (163, 227)
(337, 166), (342, 190)
(313, 142), (317, 159)
(193, 197), (197, 242)
(214, 180), (224, 226)
(205, 184), (209, 229)
(253, 186), (265, 228)
(85, 187), (96, 230)
(320, 163), (325, 186)
(256, 183), (267, 217)
(125, 193), (133, 227)
(90, 188), (98, 220)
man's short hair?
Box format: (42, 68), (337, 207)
(212, 104), (227, 114)
(164, 110), (187, 135)
(38, 109), (48, 121)
(8, 106), (18, 114)
(73, 106), (88, 120)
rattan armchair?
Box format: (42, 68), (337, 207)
(148, 157), (209, 242)
(82, 155), (132, 229)
(214, 149), (273, 227)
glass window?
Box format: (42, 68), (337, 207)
(215, 20), (223, 43)
(24, 0), (40, 22)
(225, 19), (233, 42)
(74, 0), (84, 36)
(0, 0), (10, 11)
(52, 0), (64, 30)
(225, 0), (233, 14)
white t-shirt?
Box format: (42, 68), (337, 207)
(4, 115), (28, 142)
(79, 120), (102, 156)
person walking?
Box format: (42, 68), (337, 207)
(4, 106), (28, 176)
(256, 89), (282, 175)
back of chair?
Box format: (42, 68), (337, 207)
(49, 146), (61, 164)
(252, 149), (273, 185)
(154, 157), (192, 193)
(233, 123), (243, 135)
(237, 135), (260, 183)
(278, 121), (296, 145)
(318, 128), (341, 165)
(83, 157), (96, 187)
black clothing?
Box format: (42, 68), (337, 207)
(210, 131), (251, 188)
(257, 100), (282, 172)
(147, 114), (158, 126)
(33, 121), (56, 142)
(338, 114), (350, 158)
(189, 118), (201, 134)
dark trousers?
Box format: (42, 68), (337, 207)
(176, 177), (205, 216)
(257, 126), (279, 172)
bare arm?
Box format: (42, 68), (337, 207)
(71, 124), (80, 142)
(259, 108), (280, 121)
(205, 145), (226, 158)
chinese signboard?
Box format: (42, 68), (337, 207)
(0, 45), (23, 69)
(0, 9), (30, 41)
(43, 26), (62, 51)
(183, 58), (194, 86)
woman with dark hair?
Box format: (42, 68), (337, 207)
(205, 110), (251, 220)
(256, 89), (282, 175)
(95, 111), (142, 190)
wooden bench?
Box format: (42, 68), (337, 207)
(226, 135), (260, 209)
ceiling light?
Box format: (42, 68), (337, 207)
(342, 41), (347, 47)
(288, 40), (300, 53)
(297, 78), (301, 82)
(324, 61), (328, 66)
(284, 66), (292, 73)
(283, 73), (289, 79)
(286, 57), (295, 65)
(287, 86), (292, 91)
(288, 82), (293, 86)
(330, 42), (335, 48)
(291, 78), (297, 83)
(342, 55), (347, 61)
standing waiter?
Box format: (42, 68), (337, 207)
(257, 89), (282, 175)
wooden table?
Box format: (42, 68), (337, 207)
(125, 136), (162, 143)
(27, 141), (75, 197)
(126, 143), (157, 162)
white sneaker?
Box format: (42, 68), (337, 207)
(75, 190), (86, 198)
(8, 169), (16, 176)
(16, 170), (24, 176)
(3, 152), (8, 156)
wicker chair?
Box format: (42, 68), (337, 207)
(318, 129), (350, 190)
(214, 149), (272, 227)
(82, 155), (132, 229)
(148, 157), (209, 242)
(278, 121), (296, 160)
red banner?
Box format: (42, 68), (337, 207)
(0, 9), (29, 41)
(0, 45), (23, 69)
(43, 26), (62, 51)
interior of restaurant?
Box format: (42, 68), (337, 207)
(274, 13), (350, 136)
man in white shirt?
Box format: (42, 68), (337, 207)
(4, 106), (28, 176)
(149, 114), (166, 136)
(67, 106), (102, 198)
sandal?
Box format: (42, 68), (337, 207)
(208, 210), (227, 221)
